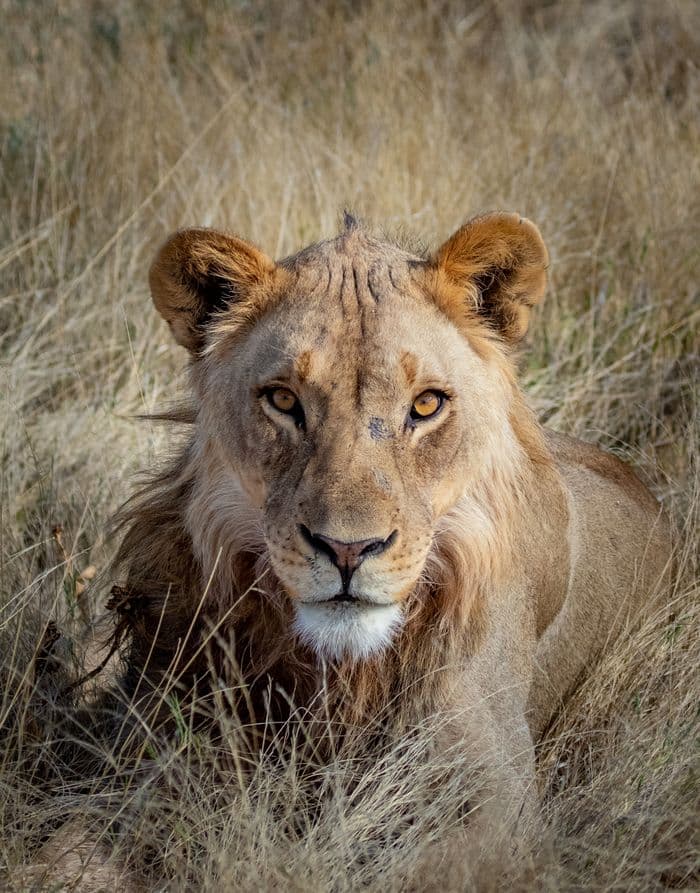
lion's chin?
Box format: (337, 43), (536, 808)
(292, 600), (403, 662)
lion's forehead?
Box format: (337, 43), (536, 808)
(252, 302), (465, 412)
(256, 232), (467, 386)
(280, 230), (419, 320)
(280, 225), (422, 292)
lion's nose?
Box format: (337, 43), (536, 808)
(299, 525), (397, 590)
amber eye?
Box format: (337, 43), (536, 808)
(264, 386), (306, 429)
(410, 390), (445, 421)
(267, 387), (298, 414)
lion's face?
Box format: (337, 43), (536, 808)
(150, 214), (548, 660)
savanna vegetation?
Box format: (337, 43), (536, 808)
(1, 1), (698, 889)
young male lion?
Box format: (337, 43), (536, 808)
(109, 211), (670, 869)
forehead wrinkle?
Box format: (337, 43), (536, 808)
(351, 255), (376, 313)
(367, 262), (381, 303)
(339, 264), (351, 318)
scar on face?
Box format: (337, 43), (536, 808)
(369, 417), (393, 441)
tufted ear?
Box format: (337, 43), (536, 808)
(149, 228), (277, 353)
(431, 212), (548, 345)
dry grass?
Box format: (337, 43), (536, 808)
(1, 0), (698, 889)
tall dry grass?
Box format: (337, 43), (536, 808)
(1, 0), (698, 889)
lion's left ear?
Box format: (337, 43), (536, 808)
(430, 212), (548, 345)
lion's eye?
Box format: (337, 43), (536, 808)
(410, 390), (445, 421)
(263, 386), (306, 429)
(267, 387), (298, 414)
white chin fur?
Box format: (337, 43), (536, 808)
(293, 601), (403, 661)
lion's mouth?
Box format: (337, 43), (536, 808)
(302, 593), (385, 608)
(330, 592), (362, 604)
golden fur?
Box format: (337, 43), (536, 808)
(110, 212), (671, 859)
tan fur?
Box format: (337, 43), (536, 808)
(111, 212), (670, 861)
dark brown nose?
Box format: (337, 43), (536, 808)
(299, 525), (397, 591)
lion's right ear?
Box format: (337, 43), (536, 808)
(149, 228), (277, 353)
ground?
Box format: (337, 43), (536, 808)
(0, 1), (698, 889)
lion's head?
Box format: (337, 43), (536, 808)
(148, 213), (548, 662)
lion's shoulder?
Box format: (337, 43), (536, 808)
(544, 429), (660, 512)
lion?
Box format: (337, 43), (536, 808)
(102, 211), (670, 873)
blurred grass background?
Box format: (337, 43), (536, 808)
(1, 1), (698, 889)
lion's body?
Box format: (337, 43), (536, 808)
(529, 431), (669, 737)
(108, 213), (670, 863)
